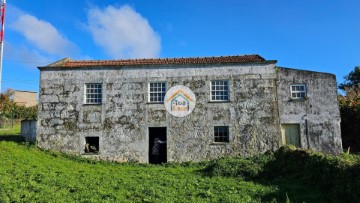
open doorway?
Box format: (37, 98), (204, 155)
(149, 127), (167, 164)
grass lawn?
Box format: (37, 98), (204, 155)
(0, 127), (343, 202)
(0, 122), (21, 134)
(0, 141), (281, 202)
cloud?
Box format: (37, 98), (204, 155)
(86, 5), (161, 59)
(9, 13), (78, 57)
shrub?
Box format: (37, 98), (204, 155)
(202, 153), (274, 179)
(204, 157), (261, 179)
(203, 146), (360, 202)
(264, 147), (360, 202)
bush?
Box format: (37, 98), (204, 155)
(202, 152), (275, 179)
(204, 157), (262, 179)
(268, 147), (360, 202)
(203, 146), (360, 202)
(0, 90), (38, 121)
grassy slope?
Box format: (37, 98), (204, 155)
(0, 127), (335, 202)
(0, 141), (278, 202)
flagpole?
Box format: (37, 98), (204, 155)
(0, 0), (5, 93)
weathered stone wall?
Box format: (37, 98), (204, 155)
(37, 63), (282, 162)
(37, 63), (342, 162)
(276, 68), (342, 154)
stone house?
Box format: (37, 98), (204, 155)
(37, 54), (342, 163)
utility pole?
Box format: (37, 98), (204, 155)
(0, 0), (6, 93)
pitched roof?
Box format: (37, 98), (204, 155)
(43, 54), (272, 68)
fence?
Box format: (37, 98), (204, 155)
(0, 116), (18, 129)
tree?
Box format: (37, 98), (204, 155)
(338, 66), (360, 152)
(338, 86), (360, 152)
(0, 89), (38, 123)
(339, 66), (360, 90)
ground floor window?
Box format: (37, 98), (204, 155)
(214, 126), (229, 143)
(85, 137), (99, 154)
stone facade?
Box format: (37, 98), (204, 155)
(277, 68), (342, 154)
(37, 55), (342, 163)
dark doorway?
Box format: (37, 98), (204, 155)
(149, 127), (167, 164)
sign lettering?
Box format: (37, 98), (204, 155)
(164, 85), (196, 117)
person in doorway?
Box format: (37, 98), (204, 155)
(151, 138), (166, 164)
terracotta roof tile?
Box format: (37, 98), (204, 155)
(45, 54), (269, 68)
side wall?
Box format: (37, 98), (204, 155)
(277, 68), (342, 154)
(37, 63), (282, 162)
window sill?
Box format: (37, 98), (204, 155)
(147, 102), (164, 104)
(82, 153), (99, 156)
(210, 142), (230, 145)
(83, 103), (102, 106)
(208, 101), (231, 103)
(288, 97), (308, 102)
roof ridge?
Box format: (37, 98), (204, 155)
(68, 54), (263, 63)
(41, 54), (272, 68)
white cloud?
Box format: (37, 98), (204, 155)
(10, 13), (78, 57)
(86, 5), (161, 59)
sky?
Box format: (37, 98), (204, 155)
(1, 0), (359, 93)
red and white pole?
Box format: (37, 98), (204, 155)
(0, 0), (6, 93)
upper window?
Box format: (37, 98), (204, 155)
(290, 84), (306, 99)
(210, 80), (229, 101)
(149, 82), (166, 103)
(85, 83), (102, 104)
(214, 126), (229, 143)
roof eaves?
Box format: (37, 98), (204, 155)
(39, 55), (276, 69)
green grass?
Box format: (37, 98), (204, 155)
(0, 123), (21, 135)
(0, 142), (279, 202)
(0, 123), (23, 142)
(1, 127), (358, 202)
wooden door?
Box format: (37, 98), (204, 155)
(281, 124), (300, 147)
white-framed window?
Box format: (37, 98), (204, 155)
(210, 80), (229, 101)
(214, 126), (229, 143)
(149, 82), (166, 103)
(84, 83), (102, 104)
(290, 84), (306, 99)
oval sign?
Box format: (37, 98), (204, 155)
(164, 85), (196, 117)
